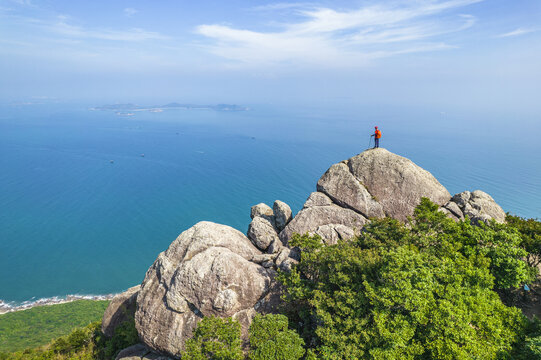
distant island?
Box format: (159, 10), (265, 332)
(90, 102), (249, 113)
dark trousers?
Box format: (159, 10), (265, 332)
(374, 138), (379, 148)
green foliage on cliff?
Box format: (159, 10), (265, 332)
(506, 214), (541, 268)
(182, 316), (244, 360)
(506, 317), (541, 360)
(98, 320), (139, 360)
(1, 201), (540, 360)
(278, 198), (535, 359)
(0, 300), (110, 352)
(0, 322), (100, 360)
(181, 314), (305, 360)
(248, 314), (305, 360)
(0, 318), (138, 360)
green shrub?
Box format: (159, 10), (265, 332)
(0, 321), (101, 360)
(248, 314), (304, 360)
(182, 316), (243, 360)
(506, 214), (541, 269)
(279, 198), (530, 359)
(411, 198), (535, 289)
(99, 319), (139, 360)
(506, 317), (541, 359)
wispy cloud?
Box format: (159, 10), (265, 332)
(123, 8), (138, 17)
(196, 0), (482, 67)
(49, 18), (166, 41)
(497, 27), (536, 38)
(15, 14), (167, 42)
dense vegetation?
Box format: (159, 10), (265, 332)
(182, 315), (305, 360)
(0, 318), (138, 360)
(506, 214), (541, 269)
(0, 300), (110, 352)
(277, 199), (540, 359)
(183, 316), (244, 360)
(180, 200), (541, 359)
(1, 201), (540, 359)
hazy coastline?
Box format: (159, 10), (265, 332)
(0, 293), (118, 315)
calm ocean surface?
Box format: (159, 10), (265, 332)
(1, 103), (540, 303)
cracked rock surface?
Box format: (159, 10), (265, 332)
(102, 285), (139, 338)
(280, 192), (367, 245)
(128, 148), (507, 358)
(135, 221), (280, 357)
(347, 148), (451, 221)
(447, 190), (506, 224)
(280, 148), (451, 244)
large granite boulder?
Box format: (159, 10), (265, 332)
(311, 224), (356, 245)
(347, 148), (451, 222)
(448, 190), (506, 224)
(317, 162), (385, 218)
(250, 203), (274, 222)
(280, 192), (367, 245)
(279, 149), (451, 244)
(135, 222), (279, 357)
(273, 200), (292, 231)
(102, 285), (140, 338)
(247, 216), (279, 251)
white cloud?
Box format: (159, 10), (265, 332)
(26, 15), (167, 42)
(123, 8), (138, 17)
(51, 22), (165, 42)
(195, 0), (482, 67)
(497, 27), (536, 38)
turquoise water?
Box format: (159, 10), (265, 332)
(1, 103), (540, 303)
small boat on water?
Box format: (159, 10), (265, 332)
(110, 160), (114, 163)
(141, 154), (145, 157)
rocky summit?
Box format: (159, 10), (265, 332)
(280, 148), (453, 245)
(103, 148), (507, 359)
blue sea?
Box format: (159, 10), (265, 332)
(1, 102), (540, 304)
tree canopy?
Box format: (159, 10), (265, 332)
(278, 198), (536, 359)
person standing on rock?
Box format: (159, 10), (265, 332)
(371, 126), (382, 148)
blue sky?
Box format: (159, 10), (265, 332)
(0, 0), (540, 112)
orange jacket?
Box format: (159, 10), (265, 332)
(375, 129), (381, 139)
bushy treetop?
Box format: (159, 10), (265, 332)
(278, 198), (535, 359)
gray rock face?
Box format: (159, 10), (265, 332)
(115, 344), (171, 360)
(317, 162), (385, 218)
(273, 200), (292, 232)
(102, 285), (140, 338)
(438, 207), (459, 221)
(247, 216), (279, 251)
(444, 201), (464, 220)
(280, 149), (450, 244)
(251, 203), (274, 221)
(135, 222), (277, 357)
(275, 247), (299, 272)
(303, 192), (333, 208)
(447, 190), (505, 224)
(451, 191), (471, 208)
(124, 149), (509, 359)
(470, 190), (506, 223)
(311, 224), (356, 245)
(266, 239), (283, 254)
(347, 148), (451, 222)
(280, 192), (367, 245)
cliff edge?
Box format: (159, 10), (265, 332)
(103, 148), (506, 359)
